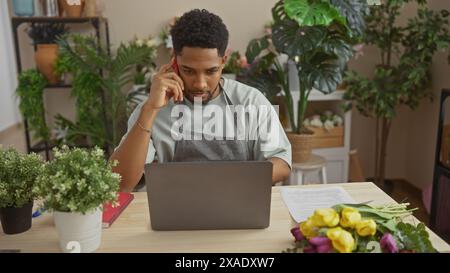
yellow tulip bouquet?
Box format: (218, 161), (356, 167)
(285, 203), (437, 253)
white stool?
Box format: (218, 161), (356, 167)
(289, 154), (328, 185)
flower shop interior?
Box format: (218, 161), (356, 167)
(1, 0), (450, 253)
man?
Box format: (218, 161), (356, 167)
(111, 9), (291, 192)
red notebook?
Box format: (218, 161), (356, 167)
(102, 192), (134, 228)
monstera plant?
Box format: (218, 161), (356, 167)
(241, 0), (369, 162)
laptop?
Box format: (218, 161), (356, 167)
(144, 161), (273, 231)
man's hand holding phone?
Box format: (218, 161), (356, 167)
(144, 60), (184, 111)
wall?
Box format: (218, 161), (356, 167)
(0, 0), (20, 132)
(104, 0), (277, 60)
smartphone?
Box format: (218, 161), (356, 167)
(171, 58), (184, 103)
(171, 58), (180, 75)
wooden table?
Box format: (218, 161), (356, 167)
(1, 182), (449, 253)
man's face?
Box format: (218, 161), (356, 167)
(176, 47), (227, 104)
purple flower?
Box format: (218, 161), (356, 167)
(303, 245), (317, 253)
(309, 237), (333, 253)
(290, 227), (305, 242)
(380, 233), (398, 253)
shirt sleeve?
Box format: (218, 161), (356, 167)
(249, 90), (292, 169)
(116, 102), (157, 164)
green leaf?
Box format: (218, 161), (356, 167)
(0, 148), (44, 208)
(323, 29), (354, 63)
(284, 0), (347, 27)
(16, 69), (50, 142)
(246, 37), (270, 64)
(240, 70), (282, 102)
(272, 20), (328, 57)
(394, 222), (437, 253)
(330, 0), (370, 36)
(301, 52), (342, 94)
(272, 0), (288, 23)
(34, 146), (120, 214)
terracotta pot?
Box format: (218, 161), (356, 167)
(61, 0), (85, 17)
(287, 133), (314, 163)
(35, 44), (59, 84)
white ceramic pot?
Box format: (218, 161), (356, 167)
(53, 207), (102, 253)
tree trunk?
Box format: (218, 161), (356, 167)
(378, 118), (392, 191)
(374, 117), (380, 185)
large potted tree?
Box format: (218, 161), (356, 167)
(34, 146), (120, 253)
(242, 0), (368, 163)
(0, 148), (44, 235)
(343, 0), (450, 189)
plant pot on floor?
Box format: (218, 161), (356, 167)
(287, 133), (314, 163)
(0, 202), (33, 235)
(60, 0), (85, 17)
(53, 207), (102, 253)
(35, 44), (60, 85)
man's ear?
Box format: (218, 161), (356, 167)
(221, 55), (228, 68)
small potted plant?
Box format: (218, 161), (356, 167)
(27, 22), (68, 84)
(0, 147), (44, 235)
(222, 50), (248, 80)
(34, 146), (120, 253)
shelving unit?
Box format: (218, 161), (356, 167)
(11, 16), (110, 160)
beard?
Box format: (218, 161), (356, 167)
(185, 87), (221, 105)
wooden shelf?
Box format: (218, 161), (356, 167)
(45, 84), (72, 89)
(11, 15), (111, 160)
(12, 16), (106, 24)
(289, 89), (346, 101)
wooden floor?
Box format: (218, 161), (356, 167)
(375, 179), (430, 226)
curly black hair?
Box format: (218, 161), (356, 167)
(170, 9), (229, 57)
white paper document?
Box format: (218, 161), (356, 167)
(280, 187), (356, 223)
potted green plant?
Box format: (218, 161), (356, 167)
(54, 34), (158, 154)
(343, 0), (450, 189)
(222, 50), (248, 80)
(34, 146), (120, 253)
(242, 0), (368, 162)
(0, 147), (44, 235)
(27, 22), (68, 84)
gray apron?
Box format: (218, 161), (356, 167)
(172, 81), (252, 162)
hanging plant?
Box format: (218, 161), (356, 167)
(54, 34), (158, 153)
(16, 69), (50, 142)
